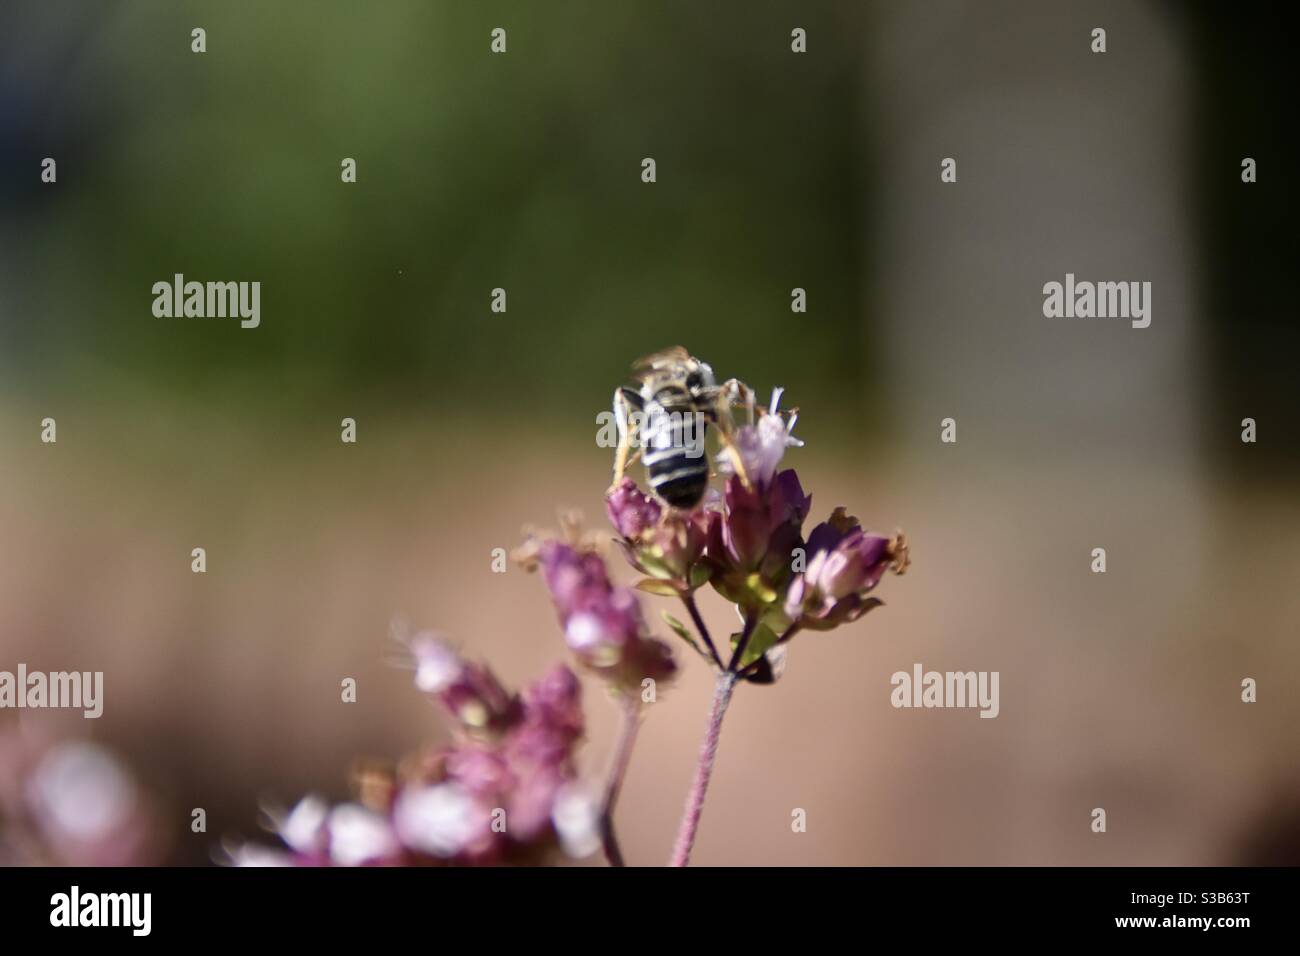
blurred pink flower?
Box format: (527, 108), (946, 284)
(0, 729), (162, 866)
(534, 541), (677, 694)
(238, 643), (597, 867)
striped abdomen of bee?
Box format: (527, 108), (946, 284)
(641, 384), (710, 508)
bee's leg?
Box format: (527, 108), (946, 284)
(710, 382), (754, 489)
(609, 387), (643, 491)
(714, 426), (752, 489)
(718, 378), (756, 424)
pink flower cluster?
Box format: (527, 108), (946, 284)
(534, 540), (677, 694)
(605, 402), (908, 679)
(234, 636), (600, 866)
(229, 353), (907, 869)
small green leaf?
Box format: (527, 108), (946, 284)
(635, 578), (681, 598)
(688, 563), (713, 590)
(635, 552), (677, 580)
(759, 606), (792, 636)
(661, 612), (702, 654)
(729, 622), (779, 670)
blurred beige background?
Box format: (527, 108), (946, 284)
(3, 412), (1297, 864)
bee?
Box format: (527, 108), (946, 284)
(609, 346), (754, 508)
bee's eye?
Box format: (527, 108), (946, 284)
(686, 371), (703, 390)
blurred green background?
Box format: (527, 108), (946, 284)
(2, 1), (876, 446)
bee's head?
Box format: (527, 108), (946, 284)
(686, 360), (716, 395)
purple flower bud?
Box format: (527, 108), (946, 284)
(538, 542), (614, 619)
(537, 542), (677, 694)
(700, 469), (812, 614)
(440, 663), (519, 735)
(520, 664), (584, 741)
(405, 633), (520, 736)
(657, 508), (711, 572)
(625, 633), (678, 686)
(444, 746), (513, 795)
(768, 469), (813, 530)
(507, 765), (569, 844)
(720, 472), (771, 569)
(605, 477), (663, 540)
(715, 469), (812, 571)
(785, 510), (906, 630)
(565, 604), (636, 663)
(506, 665), (584, 776)
(606, 478), (711, 588)
(804, 507), (858, 557)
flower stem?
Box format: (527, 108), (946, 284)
(726, 609), (758, 672)
(669, 671), (737, 866)
(601, 699), (641, 867)
(681, 592), (724, 671)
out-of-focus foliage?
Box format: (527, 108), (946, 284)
(0, 1), (876, 431)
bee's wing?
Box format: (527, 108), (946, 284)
(632, 345), (691, 374)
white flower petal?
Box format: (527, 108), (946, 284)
(552, 783), (602, 859)
(393, 783), (478, 858)
(327, 804), (398, 866)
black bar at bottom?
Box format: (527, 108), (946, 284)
(0, 866), (1289, 941)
